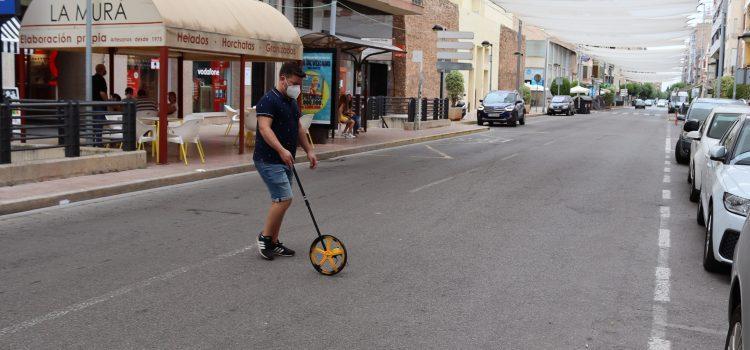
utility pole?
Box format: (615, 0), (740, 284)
(542, 39), (549, 114)
(516, 19), (523, 91)
(85, 0), (93, 101)
(330, 0), (337, 36)
(717, 0), (728, 97)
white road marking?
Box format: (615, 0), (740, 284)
(659, 323), (725, 336)
(501, 153), (519, 161)
(0, 245), (254, 337)
(409, 176), (455, 193)
(664, 167), (671, 173)
(663, 175), (671, 183)
(424, 144), (454, 159)
(660, 206), (670, 219)
(654, 267), (671, 302)
(659, 229), (670, 248)
(664, 161), (670, 165)
(543, 140), (556, 146)
(662, 190), (671, 200)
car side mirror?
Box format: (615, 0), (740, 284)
(710, 145), (727, 162)
(683, 119), (700, 132)
(686, 131), (701, 140)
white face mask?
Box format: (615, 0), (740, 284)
(285, 85), (301, 99)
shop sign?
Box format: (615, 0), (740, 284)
(302, 50), (336, 126)
(150, 58), (159, 70)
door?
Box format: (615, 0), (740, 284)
(368, 63), (388, 97)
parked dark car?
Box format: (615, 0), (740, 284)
(675, 98), (746, 164)
(477, 90), (526, 127)
(547, 95), (575, 116)
(634, 99), (646, 109)
(574, 96), (592, 114)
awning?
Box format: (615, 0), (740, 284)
(19, 0), (302, 61)
(301, 32), (404, 55)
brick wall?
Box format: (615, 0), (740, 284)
(498, 25), (525, 91)
(392, 0), (458, 99)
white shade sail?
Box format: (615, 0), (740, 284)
(494, 0), (695, 82)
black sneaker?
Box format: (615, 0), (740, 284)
(257, 233), (274, 260)
(273, 242), (295, 257)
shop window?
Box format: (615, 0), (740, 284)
(27, 50), (58, 100)
(127, 56), (159, 101)
(294, 0), (312, 29)
(193, 61), (231, 113)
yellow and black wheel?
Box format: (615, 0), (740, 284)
(309, 235), (347, 276)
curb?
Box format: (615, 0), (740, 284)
(0, 126), (489, 215)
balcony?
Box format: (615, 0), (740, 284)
(347, 0), (424, 15)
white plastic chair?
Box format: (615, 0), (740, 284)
(300, 114), (314, 148)
(223, 105), (239, 135)
(167, 119), (204, 165)
(136, 119), (157, 157)
(183, 114), (205, 122)
(105, 114), (123, 148)
(234, 107), (258, 146)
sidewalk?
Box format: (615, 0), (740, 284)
(0, 122), (488, 215)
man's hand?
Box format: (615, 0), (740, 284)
(279, 149), (294, 168)
(308, 152), (318, 169)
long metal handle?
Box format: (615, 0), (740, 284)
(291, 166), (324, 240)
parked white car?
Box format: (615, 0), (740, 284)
(727, 216), (750, 348)
(698, 115), (750, 271)
(657, 99), (666, 108)
(687, 106), (750, 202)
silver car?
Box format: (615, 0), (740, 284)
(728, 217), (750, 348)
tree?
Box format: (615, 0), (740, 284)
(445, 71), (464, 106)
(550, 77), (572, 95)
(641, 83), (656, 99)
(520, 84), (532, 106)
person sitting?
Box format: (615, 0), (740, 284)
(135, 89), (158, 112)
(337, 94), (356, 139)
(167, 92), (178, 117)
(346, 94), (364, 135)
(124, 87), (135, 101)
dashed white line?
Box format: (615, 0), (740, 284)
(664, 167), (671, 173)
(0, 245), (254, 337)
(424, 144), (454, 159)
(501, 153), (519, 161)
(654, 267), (671, 302)
(662, 190), (671, 200)
(409, 176), (455, 193)
(663, 175), (671, 183)
(543, 140), (556, 146)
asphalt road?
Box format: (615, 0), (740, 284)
(0, 106), (730, 349)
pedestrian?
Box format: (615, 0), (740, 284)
(135, 89), (158, 112)
(255, 62), (318, 260)
(167, 92), (178, 117)
(337, 94), (356, 138)
(91, 64), (109, 147)
(346, 93), (363, 134)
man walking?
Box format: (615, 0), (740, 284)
(255, 62), (317, 260)
(91, 64), (109, 146)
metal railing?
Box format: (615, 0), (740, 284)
(361, 96), (449, 126)
(0, 100), (137, 164)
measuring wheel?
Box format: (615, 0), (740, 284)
(309, 235), (347, 276)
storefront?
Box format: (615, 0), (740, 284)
(20, 0), (303, 164)
(192, 61), (231, 113)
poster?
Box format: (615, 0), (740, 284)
(525, 68), (545, 87)
(302, 51), (335, 125)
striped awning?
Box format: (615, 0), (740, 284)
(1, 17), (19, 54)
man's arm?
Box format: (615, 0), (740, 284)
(298, 120), (317, 169)
(258, 116), (294, 167)
(100, 91), (109, 101)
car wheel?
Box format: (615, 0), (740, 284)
(690, 183), (700, 203)
(697, 199), (705, 226)
(675, 142), (689, 165)
(704, 206), (723, 272)
(726, 304), (743, 350)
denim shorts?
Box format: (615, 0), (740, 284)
(255, 160), (294, 202)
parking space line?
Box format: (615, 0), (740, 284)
(409, 176), (455, 193)
(501, 153), (518, 161)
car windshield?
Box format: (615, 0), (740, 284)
(552, 96), (566, 102)
(707, 113), (742, 139)
(484, 92), (516, 104)
(688, 103), (719, 121)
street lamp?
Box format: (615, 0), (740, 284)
(482, 41), (493, 92)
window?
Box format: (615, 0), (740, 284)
(526, 41), (546, 57)
(707, 113), (741, 139)
(582, 66), (589, 79)
(294, 0), (313, 29)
